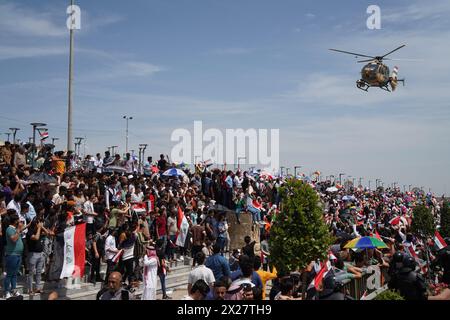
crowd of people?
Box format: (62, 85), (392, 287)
(1, 140), (449, 300)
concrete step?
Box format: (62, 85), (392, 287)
(0, 263), (192, 301)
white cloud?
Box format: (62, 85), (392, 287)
(383, 1), (450, 24)
(0, 45), (67, 60)
(305, 13), (316, 19)
(0, 3), (66, 37)
(210, 48), (253, 55)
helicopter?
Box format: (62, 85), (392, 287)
(329, 45), (407, 92)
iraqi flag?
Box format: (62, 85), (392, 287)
(434, 231), (448, 250)
(112, 249), (124, 264)
(39, 130), (49, 141)
(370, 230), (382, 240)
(60, 223), (86, 279)
(308, 260), (331, 290)
(175, 206), (189, 247)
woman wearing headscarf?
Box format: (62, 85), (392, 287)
(141, 245), (158, 300)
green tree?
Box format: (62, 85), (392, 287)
(269, 179), (333, 297)
(411, 205), (435, 238)
(440, 201), (450, 238)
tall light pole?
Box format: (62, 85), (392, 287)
(67, 0), (76, 153)
(30, 123), (46, 168)
(139, 144), (148, 173)
(4, 133), (11, 142)
(294, 166), (302, 177)
(9, 128), (20, 144)
(123, 116), (133, 154)
(339, 173), (345, 185)
(75, 137), (84, 158)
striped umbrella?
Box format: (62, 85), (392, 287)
(344, 236), (388, 249)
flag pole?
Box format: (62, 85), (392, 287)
(67, 0), (75, 153)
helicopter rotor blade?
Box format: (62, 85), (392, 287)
(381, 45), (406, 59)
(329, 48), (375, 59)
(385, 58), (423, 62)
(357, 59), (375, 63)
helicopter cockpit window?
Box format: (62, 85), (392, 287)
(364, 64), (378, 80)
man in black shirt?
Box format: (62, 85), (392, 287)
(157, 154), (168, 172)
(26, 218), (48, 294)
(242, 236), (256, 258)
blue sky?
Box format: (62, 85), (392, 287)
(1, 0), (449, 195)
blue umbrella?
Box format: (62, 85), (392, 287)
(162, 168), (187, 178)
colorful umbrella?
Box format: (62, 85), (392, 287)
(344, 236), (388, 249)
(162, 168), (187, 178)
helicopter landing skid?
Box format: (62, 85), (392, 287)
(356, 80), (369, 92)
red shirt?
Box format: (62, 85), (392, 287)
(156, 215), (167, 237)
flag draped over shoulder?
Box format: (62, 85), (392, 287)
(175, 206), (189, 247)
(60, 223), (86, 279)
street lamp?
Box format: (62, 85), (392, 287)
(4, 133), (11, 142)
(339, 173), (345, 185)
(9, 128), (20, 144)
(139, 144), (148, 173)
(74, 137), (84, 158)
(123, 116), (133, 154)
(238, 157), (246, 171)
(30, 123), (46, 167)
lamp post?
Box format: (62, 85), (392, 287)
(30, 122), (46, 168)
(9, 128), (20, 144)
(339, 173), (345, 185)
(4, 133), (11, 142)
(123, 116), (133, 154)
(74, 137), (84, 159)
(139, 144), (148, 173)
(294, 166), (302, 177)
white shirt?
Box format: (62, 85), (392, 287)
(52, 193), (65, 206)
(83, 200), (95, 224)
(7, 200), (21, 215)
(94, 158), (103, 173)
(26, 201), (36, 222)
(188, 265), (215, 286)
(105, 235), (118, 260)
(125, 159), (134, 174)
